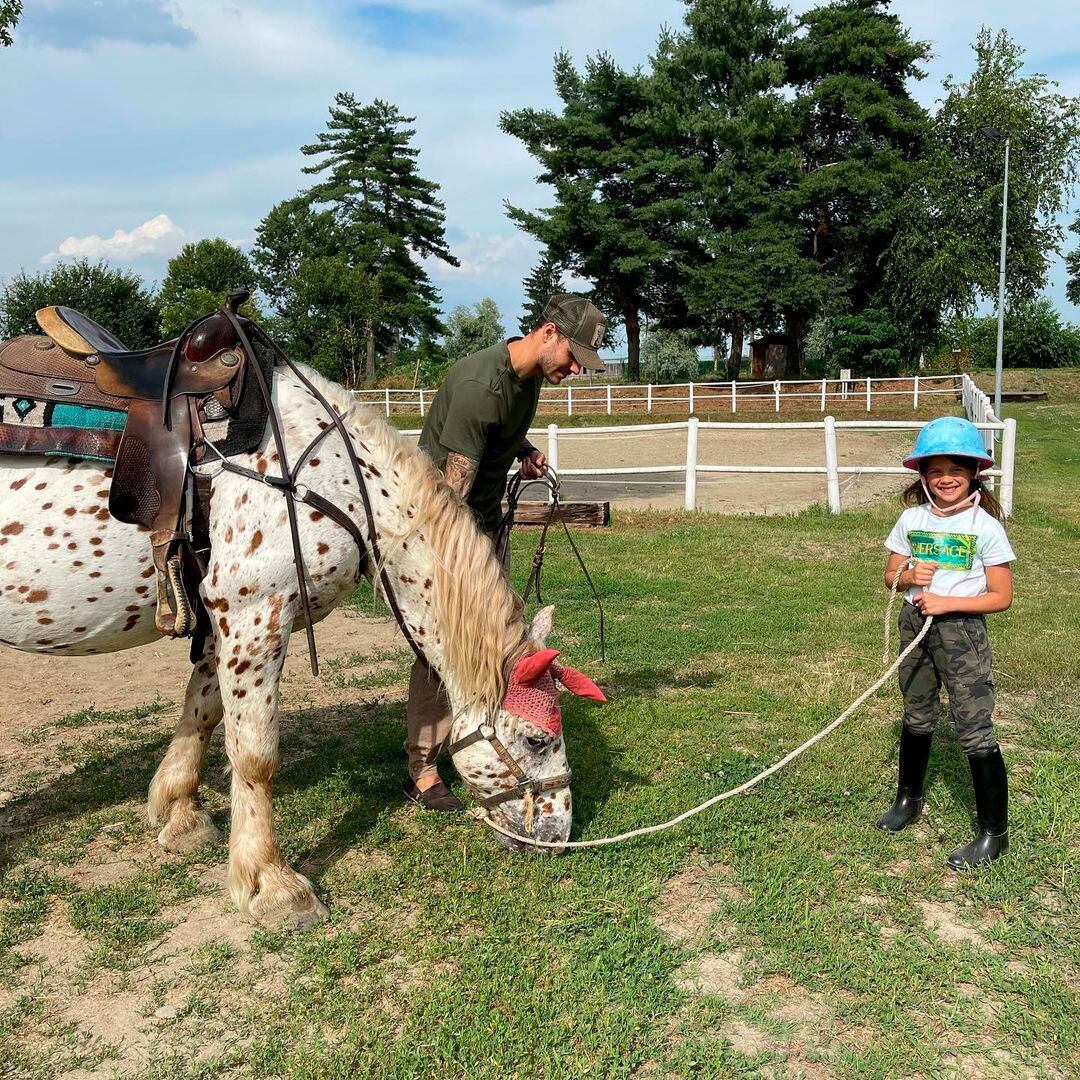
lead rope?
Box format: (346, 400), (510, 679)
(472, 560), (933, 850)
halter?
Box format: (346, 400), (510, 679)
(445, 717), (572, 811)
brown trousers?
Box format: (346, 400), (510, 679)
(404, 520), (511, 780)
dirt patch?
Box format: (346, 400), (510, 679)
(919, 900), (995, 950)
(0, 607), (404, 786)
(653, 861), (741, 943)
(719, 1017), (776, 1056)
(678, 948), (751, 1002)
(755, 973), (830, 1025)
(17, 907), (91, 976)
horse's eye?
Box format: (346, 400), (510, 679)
(526, 734), (549, 750)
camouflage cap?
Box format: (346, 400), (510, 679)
(542, 294), (607, 372)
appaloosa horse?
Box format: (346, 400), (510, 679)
(0, 362), (598, 927)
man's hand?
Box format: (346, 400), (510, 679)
(444, 452), (478, 498)
(914, 591), (954, 617)
(520, 449), (547, 480)
(910, 560), (938, 587)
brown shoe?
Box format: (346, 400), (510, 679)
(403, 777), (465, 813)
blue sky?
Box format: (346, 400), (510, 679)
(2, 0), (1078, 348)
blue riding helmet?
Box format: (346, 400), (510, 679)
(903, 416), (994, 472)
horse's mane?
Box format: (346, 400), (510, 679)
(288, 365), (525, 712)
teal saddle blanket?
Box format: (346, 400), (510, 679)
(0, 396), (126, 462)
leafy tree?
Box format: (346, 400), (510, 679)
(786, 0), (932, 363)
(887, 30), (1080, 324)
(1, 0), (21, 46)
(830, 308), (905, 375)
(502, 53), (675, 380)
(947, 299), (1080, 369)
(640, 327), (699, 382)
(299, 94), (456, 373)
(519, 251), (566, 334)
(286, 256), (382, 387)
(159, 238), (258, 337)
(443, 298), (506, 361)
(1066, 214), (1080, 308)
(0, 259), (160, 347)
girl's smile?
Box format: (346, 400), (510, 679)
(923, 456), (976, 511)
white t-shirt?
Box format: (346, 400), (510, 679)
(884, 503), (1015, 604)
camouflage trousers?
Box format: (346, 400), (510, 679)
(897, 604), (998, 754)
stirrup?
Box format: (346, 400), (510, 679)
(154, 552), (196, 638)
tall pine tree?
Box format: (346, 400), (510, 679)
(650, 0), (821, 379)
(785, 0), (931, 368)
(502, 54), (677, 379)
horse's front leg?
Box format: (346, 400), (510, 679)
(217, 598), (328, 930)
(148, 647), (224, 852)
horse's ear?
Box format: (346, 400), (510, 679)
(527, 604), (555, 647)
(512, 648), (560, 686)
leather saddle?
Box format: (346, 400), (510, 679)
(0, 291), (254, 638)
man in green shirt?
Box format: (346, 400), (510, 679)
(404, 293), (607, 811)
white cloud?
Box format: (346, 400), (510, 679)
(425, 232), (538, 278)
(41, 214), (188, 264)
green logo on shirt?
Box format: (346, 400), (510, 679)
(907, 530), (977, 570)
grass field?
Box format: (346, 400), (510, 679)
(0, 371), (1076, 1078)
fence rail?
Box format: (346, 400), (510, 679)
(394, 374), (1015, 517)
(352, 373), (964, 418)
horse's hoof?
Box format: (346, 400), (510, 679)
(247, 873), (328, 931)
(157, 811), (221, 853)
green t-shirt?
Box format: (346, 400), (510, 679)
(418, 340), (541, 531)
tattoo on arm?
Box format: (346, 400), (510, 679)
(444, 452), (478, 498)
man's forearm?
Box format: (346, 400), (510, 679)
(516, 439), (538, 462)
(444, 452), (478, 498)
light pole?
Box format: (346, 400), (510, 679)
(981, 126), (1010, 419)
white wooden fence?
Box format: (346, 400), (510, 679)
(396, 374), (1016, 517)
(353, 373), (963, 417)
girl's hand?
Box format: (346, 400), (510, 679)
(915, 591), (953, 617)
(910, 560), (938, 587)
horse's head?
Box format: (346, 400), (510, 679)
(447, 605), (604, 852)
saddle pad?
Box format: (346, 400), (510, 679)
(0, 398), (126, 463)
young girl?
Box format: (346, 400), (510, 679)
(877, 415), (1015, 869)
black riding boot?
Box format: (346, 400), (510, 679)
(948, 746), (1009, 870)
(876, 726), (933, 833)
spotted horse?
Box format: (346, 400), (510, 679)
(0, 302), (605, 928)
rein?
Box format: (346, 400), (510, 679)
(499, 469), (607, 662)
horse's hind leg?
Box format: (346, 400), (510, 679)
(148, 648), (224, 852)
(217, 599), (327, 930)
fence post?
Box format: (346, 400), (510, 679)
(567, 385), (573, 417)
(647, 383), (653, 413)
(820, 378), (827, 412)
(606, 384), (612, 416)
(866, 377), (872, 413)
(824, 415), (841, 514)
(999, 417), (1016, 517)
(774, 380), (781, 412)
(913, 376), (920, 410)
(731, 380), (737, 413)
(385, 388), (391, 417)
(684, 417), (699, 511)
(547, 422), (559, 505)
(689, 381), (695, 415)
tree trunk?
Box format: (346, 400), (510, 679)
(785, 313), (807, 378)
(712, 345), (721, 373)
(624, 307), (641, 382)
(725, 313), (745, 381)
(365, 325), (376, 385)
